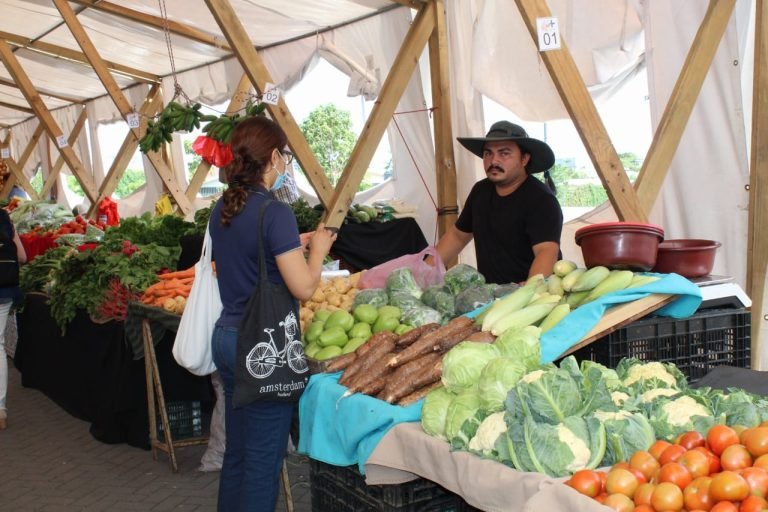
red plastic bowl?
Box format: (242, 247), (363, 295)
(574, 222), (665, 271)
(652, 239), (721, 277)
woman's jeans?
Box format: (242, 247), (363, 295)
(0, 301), (11, 411)
(211, 324), (293, 512)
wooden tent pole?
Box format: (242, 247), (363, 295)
(324, 2), (437, 228)
(749, 0), (768, 369)
(203, 0), (334, 208)
(634, 0), (737, 213)
(52, 0), (193, 215)
(40, 107), (89, 198)
(0, 40), (97, 202)
(428, 0), (458, 250)
(186, 73), (252, 202)
(0, 124), (45, 197)
(514, 0), (646, 222)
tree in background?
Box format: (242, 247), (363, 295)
(183, 139), (203, 180)
(66, 168), (145, 199)
(300, 104), (357, 187)
(619, 152), (642, 182)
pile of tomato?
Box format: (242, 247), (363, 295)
(566, 424), (768, 511)
(53, 215), (106, 236)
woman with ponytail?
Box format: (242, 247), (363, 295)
(209, 116), (336, 511)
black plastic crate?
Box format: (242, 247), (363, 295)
(310, 459), (477, 512)
(157, 400), (203, 441)
(569, 308), (751, 383)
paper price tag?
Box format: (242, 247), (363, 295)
(56, 135), (69, 148)
(0, 148), (9, 159)
(126, 112), (140, 129)
(537, 17), (561, 51)
(262, 83), (281, 105)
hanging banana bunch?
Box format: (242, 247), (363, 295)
(139, 101), (209, 154)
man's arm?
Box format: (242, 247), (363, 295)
(435, 225), (473, 266)
(528, 241), (559, 279)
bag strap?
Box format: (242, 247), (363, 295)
(201, 218), (214, 266)
(255, 199), (272, 284)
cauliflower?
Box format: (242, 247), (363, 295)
(611, 391), (630, 406)
(640, 388), (679, 403)
(664, 396), (712, 427)
(592, 410), (632, 422)
(468, 412), (507, 455)
(557, 424), (591, 472)
(622, 361), (677, 388)
(520, 369), (546, 384)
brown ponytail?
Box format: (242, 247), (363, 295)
(219, 117), (287, 226)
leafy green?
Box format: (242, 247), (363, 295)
(103, 213), (195, 247)
(454, 285), (494, 315)
(352, 288), (389, 308)
(19, 246), (74, 294)
(591, 410), (655, 466)
(444, 386), (481, 442)
(444, 264), (485, 295)
(441, 341), (500, 393)
(493, 326), (541, 370)
(290, 197), (323, 233)
(477, 357), (527, 412)
(385, 268), (423, 300)
(421, 386), (456, 440)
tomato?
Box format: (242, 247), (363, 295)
(760, 421), (768, 428)
(651, 481), (684, 511)
(680, 449), (714, 479)
(633, 505), (654, 512)
(597, 470), (608, 493)
(594, 492), (609, 504)
(658, 462), (693, 489)
(633, 482), (656, 506)
(740, 495), (768, 512)
(740, 466), (768, 498)
(567, 469), (603, 498)
(680, 431), (708, 450)
(606, 468), (639, 498)
(613, 461), (631, 471)
(708, 425), (741, 456)
(631, 450), (661, 481)
(743, 427), (768, 458)
(651, 440), (674, 460)
(710, 502), (739, 512)
(684, 476), (713, 512)
(660, 444), (688, 465)
(710, 471), (750, 502)
(721, 444), (754, 471)
(602, 493), (635, 512)
(754, 454), (768, 471)
(694, 446), (723, 475)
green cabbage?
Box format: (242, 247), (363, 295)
(441, 341), (500, 393)
(444, 264), (485, 295)
(580, 360), (622, 391)
(420, 386), (456, 440)
(477, 357), (527, 413)
(709, 388), (768, 428)
(444, 386), (482, 442)
(493, 326), (541, 370)
(591, 410), (656, 466)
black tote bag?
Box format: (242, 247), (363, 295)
(233, 200), (309, 408)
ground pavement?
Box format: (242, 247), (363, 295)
(0, 364), (312, 512)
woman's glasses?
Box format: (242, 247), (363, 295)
(281, 150), (294, 165)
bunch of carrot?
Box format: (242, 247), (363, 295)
(140, 267), (195, 313)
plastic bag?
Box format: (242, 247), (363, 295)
(357, 246), (445, 290)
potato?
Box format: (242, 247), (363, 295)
(300, 319), (306, 333)
(346, 288), (359, 299)
(350, 272), (362, 287)
(340, 296), (354, 311)
(299, 306), (314, 321)
(163, 298), (177, 312)
(332, 277), (351, 294)
(310, 288), (326, 303)
(326, 293), (342, 307)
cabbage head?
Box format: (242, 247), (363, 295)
(352, 288), (389, 308)
(478, 357), (527, 412)
(444, 264), (485, 295)
(648, 393), (716, 441)
(616, 358), (688, 392)
(493, 326), (541, 371)
(441, 341), (500, 393)
(444, 386), (481, 442)
(421, 385), (456, 440)
(454, 286), (494, 315)
(580, 360), (622, 391)
(499, 414), (606, 477)
(385, 267), (423, 300)
(709, 388), (768, 428)
(591, 410), (655, 466)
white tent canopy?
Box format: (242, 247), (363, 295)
(0, 0), (765, 367)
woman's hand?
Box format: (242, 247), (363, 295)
(308, 223), (337, 257)
(299, 231), (314, 252)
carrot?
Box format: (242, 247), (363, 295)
(339, 332), (398, 386)
(387, 316), (474, 368)
(394, 323), (440, 347)
(158, 267), (195, 280)
(398, 381), (444, 407)
(381, 352), (442, 403)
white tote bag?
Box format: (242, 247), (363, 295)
(172, 222), (220, 376)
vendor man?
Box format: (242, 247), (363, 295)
(435, 121), (563, 284)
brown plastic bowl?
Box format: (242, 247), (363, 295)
(574, 222), (665, 271)
(652, 239), (721, 277)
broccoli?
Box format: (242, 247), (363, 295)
(454, 285), (494, 315)
(444, 264), (485, 295)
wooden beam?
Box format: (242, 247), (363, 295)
(70, 0), (231, 51)
(40, 107), (88, 198)
(0, 30), (159, 84)
(634, 0), (736, 213)
(53, 0), (193, 215)
(185, 73), (252, 202)
(749, 0), (768, 369)
(0, 40), (98, 202)
(0, 77), (84, 104)
(428, 0), (457, 249)
(514, 0), (647, 222)
(204, 0), (335, 207)
(390, 0), (424, 7)
(4, 157), (39, 199)
(0, 123), (45, 197)
(324, 2), (436, 227)
(0, 101), (33, 114)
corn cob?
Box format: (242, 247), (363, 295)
(539, 303), (571, 333)
(529, 293), (562, 306)
(547, 274), (565, 297)
(481, 280), (538, 332)
(563, 290), (589, 308)
(571, 266), (611, 292)
(627, 274), (661, 289)
(561, 268), (586, 292)
(490, 302), (558, 336)
(553, 259), (578, 278)
(582, 270), (634, 303)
